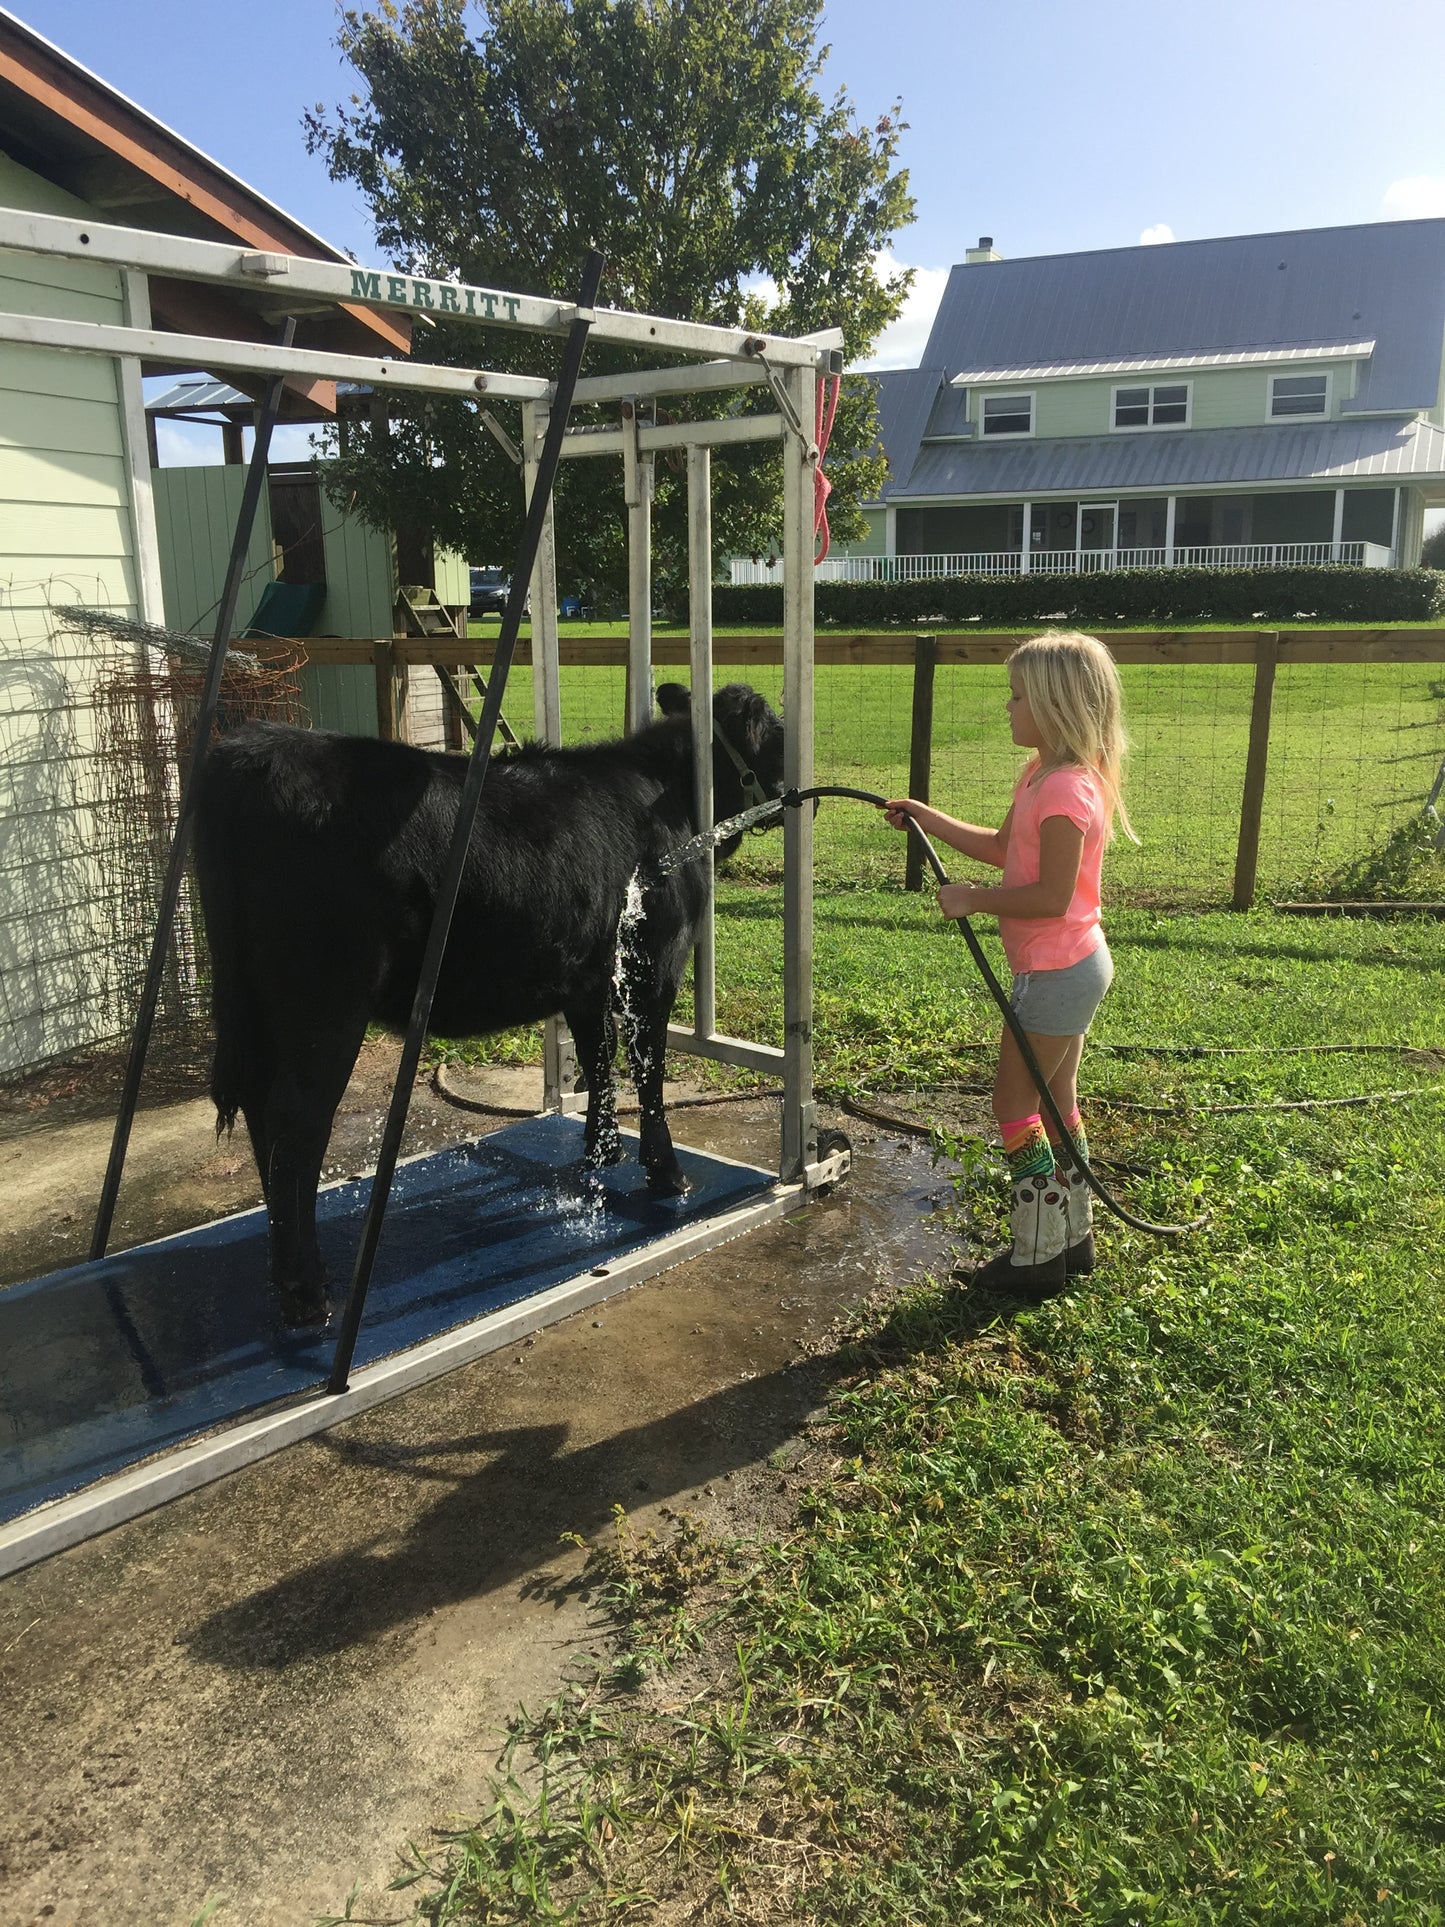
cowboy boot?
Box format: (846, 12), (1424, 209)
(1057, 1155), (1095, 1275)
(971, 1169), (1068, 1297)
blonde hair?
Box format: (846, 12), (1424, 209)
(1008, 631), (1138, 843)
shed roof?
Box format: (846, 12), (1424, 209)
(891, 416), (1445, 502)
(921, 221), (1445, 417)
(146, 378), (252, 415)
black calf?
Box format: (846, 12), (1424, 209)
(193, 682), (784, 1326)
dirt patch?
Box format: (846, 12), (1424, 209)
(0, 1060), (987, 1927)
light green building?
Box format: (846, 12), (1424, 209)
(0, 11), (411, 1072)
(738, 223), (1445, 583)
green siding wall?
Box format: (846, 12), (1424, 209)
(150, 470), (397, 734)
(0, 154), (149, 1073)
(152, 465), (277, 634)
(317, 504), (392, 637)
(970, 360), (1362, 441)
(308, 500), (391, 733)
(832, 506), (886, 558)
(434, 545), (469, 606)
(305, 665), (379, 735)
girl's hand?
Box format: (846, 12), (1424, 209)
(937, 882), (983, 918)
(882, 796), (927, 832)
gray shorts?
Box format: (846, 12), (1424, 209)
(1008, 942), (1114, 1037)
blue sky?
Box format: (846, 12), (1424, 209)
(15, 0), (1445, 420)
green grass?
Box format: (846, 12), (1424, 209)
(468, 652), (1444, 904)
(348, 898), (1445, 1926)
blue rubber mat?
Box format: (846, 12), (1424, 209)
(0, 1115), (773, 1526)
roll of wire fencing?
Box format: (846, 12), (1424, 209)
(13, 606), (308, 1056)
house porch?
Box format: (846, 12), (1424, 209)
(731, 486), (1424, 584)
(894, 487), (1404, 576)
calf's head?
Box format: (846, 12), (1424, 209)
(655, 681), (785, 824)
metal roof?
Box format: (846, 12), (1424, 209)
(146, 379), (252, 414)
(886, 416), (1445, 502)
(868, 368), (946, 489)
(921, 221), (1445, 416)
(947, 341), (1377, 386)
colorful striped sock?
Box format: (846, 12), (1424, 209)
(1045, 1106), (1088, 1168)
(1001, 1113), (1053, 1182)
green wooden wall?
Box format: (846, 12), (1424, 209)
(152, 465), (277, 635)
(0, 153), (151, 1073)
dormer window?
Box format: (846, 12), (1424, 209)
(1112, 382), (1190, 429)
(980, 392), (1034, 436)
(1269, 373), (1329, 419)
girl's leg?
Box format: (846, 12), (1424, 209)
(974, 1027), (1079, 1295)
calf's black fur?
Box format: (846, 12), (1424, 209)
(193, 681), (784, 1327)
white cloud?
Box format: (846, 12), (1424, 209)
(854, 254), (950, 371)
(1139, 223), (1176, 246)
(1382, 175), (1445, 219)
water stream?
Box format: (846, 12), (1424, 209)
(650, 796), (788, 877)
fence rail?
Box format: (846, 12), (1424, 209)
(265, 627), (1445, 670)
(730, 541), (1394, 584)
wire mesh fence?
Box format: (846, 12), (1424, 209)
(497, 647), (1444, 906)
(1, 599), (308, 1077)
(5, 613), (1438, 1081)
(91, 637), (309, 1035)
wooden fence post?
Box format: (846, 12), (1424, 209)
(1232, 630), (1279, 910)
(904, 634), (936, 891)
(373, 640), (400, 740)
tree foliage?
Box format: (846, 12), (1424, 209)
(304, 0), (915, 599)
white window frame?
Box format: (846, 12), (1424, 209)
(1267, 370), (1331, 422)
(978, 389), (1035, 438)
(1110, 379), (1193, 432)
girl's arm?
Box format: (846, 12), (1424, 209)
(938, 814), (1083, 920)
(882, 799), (1012, 870)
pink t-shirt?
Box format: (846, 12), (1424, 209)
(998, 764), (1107, 974)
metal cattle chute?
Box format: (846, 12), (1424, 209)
(0, 205), (846, 1576)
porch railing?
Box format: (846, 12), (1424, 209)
(730, 540), (1395, 585)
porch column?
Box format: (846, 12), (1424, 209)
(1020, 500), (1031, 573)
(1164, 495), (1177, 566)
(1390, 487), (1402, 565)
(1331, 488), (1345, 562)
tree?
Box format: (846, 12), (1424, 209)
(304, 0), (915, 600)
(1421, 524), (1445, 570)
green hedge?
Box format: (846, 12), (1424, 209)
(713, 565), (1445, 628)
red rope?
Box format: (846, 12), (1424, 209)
(813, 373), (841, 564)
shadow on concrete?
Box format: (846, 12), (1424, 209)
(183, 1355), (842, 1671)
(182, 1265), (1037, 1675)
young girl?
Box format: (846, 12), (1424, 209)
(884, 631), (1135, 1296)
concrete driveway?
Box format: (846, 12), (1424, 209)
(0, 1062), (968, 1926)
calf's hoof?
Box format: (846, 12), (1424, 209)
(645, 1159), (691, 1198)
(277, 1282), (331, 1332)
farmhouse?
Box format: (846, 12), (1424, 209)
(743, 221), (1445, 581)
(0, 9), (470, 1075)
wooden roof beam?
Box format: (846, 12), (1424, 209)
(0, 36), (410, 356)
